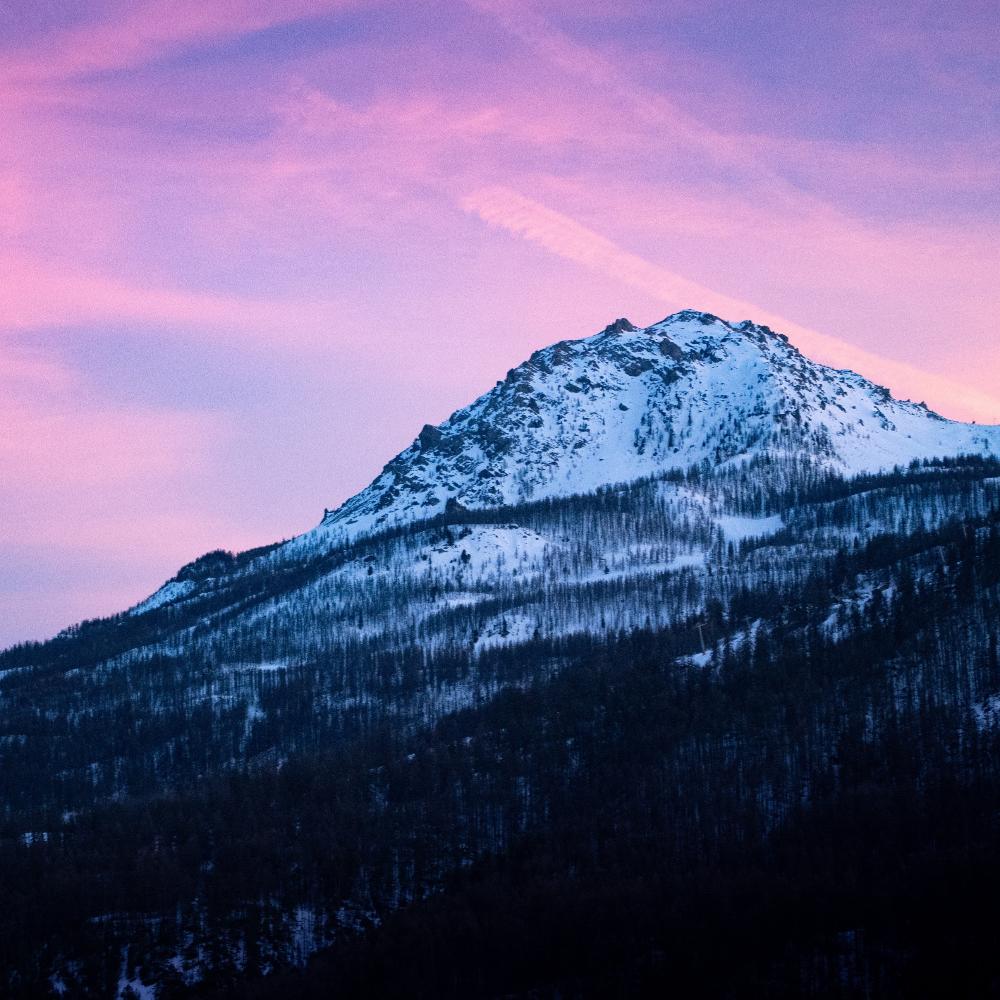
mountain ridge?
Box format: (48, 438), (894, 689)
(127, 309), (1000, 621)
(298, 308), (998, 544)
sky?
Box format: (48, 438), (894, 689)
(1, 0), (999, 647)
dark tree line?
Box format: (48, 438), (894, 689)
(1, 458), (999, 995)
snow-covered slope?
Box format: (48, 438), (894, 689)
(305, 310), (1000, 544)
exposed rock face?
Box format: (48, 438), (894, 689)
(601, 317), (638, 335)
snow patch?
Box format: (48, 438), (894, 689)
(129, 579), (196, 615)
(717, 514), (783, 541)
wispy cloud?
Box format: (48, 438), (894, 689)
(1, 0), (358, 82)
(0, 339), (223, 495)
(465, 0), (1000, 208)
(463, 185), (1000, 423)
(0, 254), (350, 346)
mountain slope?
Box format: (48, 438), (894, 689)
(124, 308), (1000, 659)
(4, 464), (1000, 998)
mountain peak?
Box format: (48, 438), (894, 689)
(658, 309), (727, 328)
(303, 310), (1000, 545)
(600, 317), (638, 335)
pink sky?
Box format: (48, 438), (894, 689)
(2, 0), (999, 645)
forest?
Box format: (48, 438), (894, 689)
(1, 455), (999, 996)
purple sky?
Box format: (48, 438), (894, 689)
(2, 0), (999, 647)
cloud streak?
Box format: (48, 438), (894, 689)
(0, 254), (351, 347)
(2, 0), (358, 82)
(463, 185), (1000, 423)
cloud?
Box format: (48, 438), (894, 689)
(0, 254), (351, 347)
(2, 0), (359, 82)
(462, 185), (1000, 423)
(465, 0), (1000, 211)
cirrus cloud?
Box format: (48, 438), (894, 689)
(463, 185), (1000, 423)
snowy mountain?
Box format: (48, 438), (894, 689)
(127, 309), (1000, 642)
(4, 309), (1000, 997)
(307, 310), (1000, 544)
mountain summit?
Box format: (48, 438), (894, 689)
(314, 310), (1000, 542)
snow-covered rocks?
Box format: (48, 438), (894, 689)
(306, 310), (1000, 544)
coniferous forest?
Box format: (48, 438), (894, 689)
(3, 457), (1000, 996)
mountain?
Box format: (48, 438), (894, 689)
(2, 311), (1000, 998)
(133, 309), (999, 623)
(304, 310), (999, 544)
